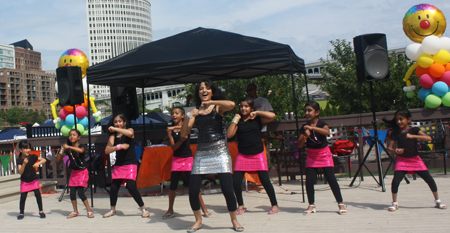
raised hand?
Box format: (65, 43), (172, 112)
(249, 112), (257, 120)
(108, 126), (116, 133)
(121, 143), (130, 150)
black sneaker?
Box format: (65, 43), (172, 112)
(39, 212), (46, 218)
(17, 214), (24, 220)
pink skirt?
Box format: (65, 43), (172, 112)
(171, 156), (194, 172)
(69, 168), (89, 188)
(395, 155), (428, 171)
(306, 147), (334, 168)
(234, 151), (268, 171)
(20, 179), (39, 193)
(112, 164), (138, 181)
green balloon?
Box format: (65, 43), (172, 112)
(95, 115), (102, 122)
(442, 93), (450, 107)
(425, 94), (442, 108)
(55, 122), (61, 129)
(82, 130), (89, 135)
(72, 124), (85, 135)
(61, 125), (71, 136)
(406, 91), (414, 98)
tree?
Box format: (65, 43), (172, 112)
(314, 39), (423, 114)
(5, 107), (28, 124)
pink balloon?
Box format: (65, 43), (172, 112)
(440, 71), (450, 86)
(59, 108), (70, 120)
(75, 106), (88, 118)
(419, 74), (437, 89)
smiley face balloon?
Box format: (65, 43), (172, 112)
(58, 49), (89, 78)
(403, 4), (446, 43)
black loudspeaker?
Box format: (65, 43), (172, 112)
(110, 86), (139, 121)
(57, 66), (84, 106)
(353, 33), (390, 82)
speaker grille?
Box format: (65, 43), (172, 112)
(365, 46), (389, 79)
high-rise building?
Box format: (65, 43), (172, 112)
(0, 44), (15, 69)
(85, 0), (152, 99)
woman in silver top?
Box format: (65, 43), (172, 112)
(181, 79), (244, 232)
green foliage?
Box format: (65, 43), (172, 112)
(314, 39), (423, 114)
(319, 103), (340, 117)
(94, 99), (112, 116)
(2, 107), (46, 125)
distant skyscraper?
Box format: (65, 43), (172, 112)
(0, 44), (15, 69)
(85, 0), (152, 98)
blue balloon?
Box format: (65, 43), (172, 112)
(60, 119), (66, 127)
(431, 81), (448, 97)
(418, 88), (432, 101)
(65, 114), (76, 127)
(78, 117), (89, 128)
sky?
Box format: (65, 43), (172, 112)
(1, 0), (449, 71)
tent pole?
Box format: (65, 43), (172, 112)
(303, 73), (310, 102)
(142, 83), (146, 146)
(87, 78), (93, 207)
(289, 61), (304, 203)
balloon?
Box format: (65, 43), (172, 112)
(425, 94), (442, 108)
(78, 117), (89, 128)
(442, 92), (450, 107)
(59, 108), (70, 120)
(63, 105), (74, 113)
(65, 114), (76, 127)
(406, 91), (415, 98)
(55, 82), (59, 93)
(55, 122), (61, 129)
(418, 88), (432, 101)
(417, 54), (434, 68)
(429, 63), (446, 78)
(61, 125), (72, 137)
(81, 98), (88, 108)
(441, 37), (450, 51)
(75, 106), (87, 118)
(419, 74), (436, 89)
(95, 115), (102, 122)
(58, 49), (89, 78)
(433, 50), (450, 65)
(422, 36), (443, 55)
(431, 81), (448, 96)
(60, 119), (66, 127)
(72, 124), (85, 135)
(415, 66), (429, 78)
(82, 130), (89, 135)
(403, 4), (447, 43)
(405, 43), (423, 61)
(441, 71), (450, 86)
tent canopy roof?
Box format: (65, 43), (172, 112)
(87, 27), (305, 88)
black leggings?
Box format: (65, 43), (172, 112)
(189, 173), (237, 212)
(233, 171), (278, 207)
(170, 171), (191, 191)
(110, 179), (144, 207)
(70, 187), (87, 201)
(19, 189), (43, 214)
(392, 170), (437, 194)
(306, 167), (343, 204)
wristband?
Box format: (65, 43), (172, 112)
(232, 117), (240, 124)
(117, 144), (122, 150)
(395, 148), (398, 154)
(186, 112), (193, 119)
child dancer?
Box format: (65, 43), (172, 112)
(384, 108), (447, 211)
(103, 113), (149, 218)
(56, 129), (93, 218)
(227, 97), (279, 215)
(297, 101), (347, 215)
(163, 107), (212, 219)
(16, 140), (46, 220)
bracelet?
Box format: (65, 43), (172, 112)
(395, 148), (398, 154)
(116, 144), (122, 150)
(186, 112), (193, 119)
(232, 117), (240, 124)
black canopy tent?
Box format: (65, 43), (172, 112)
(86, 27), (308, 201)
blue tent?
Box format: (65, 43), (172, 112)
(146, 111), (171, 123)
(101, 115), (163, 125)
(0, 129), (26, 141)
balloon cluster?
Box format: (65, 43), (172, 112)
(405, 36), (450, 108)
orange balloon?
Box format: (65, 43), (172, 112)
(63, 106), (74, 113)
(429, 63), (446, 78)
(81, 98), (88, 108)
(445, 64), (450, 72)
(415, 66), (429, 78)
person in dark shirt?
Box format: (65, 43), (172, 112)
(56, 129), (93, 218)
(163, 107), (211, 219)
(16, 140), (46, 220)
(297, 101), (346, 215)
(103, 114), (149, 218)
(227, 96), (279, 215)
(384, 108), (446, 211)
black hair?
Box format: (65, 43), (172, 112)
(240, 96), (254, 109)
(193, 79), (226, 108)
(171, 107), (186, 125)
(305, 101), (320, 111)
(247, 83), (257, 89)
(66, 129), (81, 146)
(108, 113), (130, 135)
(382, 108), (412, 129)
(18, 140), (32, 158)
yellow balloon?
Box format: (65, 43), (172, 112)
(58, 49), (89, 78)
(417, 53), (435, 68)
(403, 4), (447, 43)
(433, 50), (450, 64)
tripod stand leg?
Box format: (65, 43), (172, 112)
(58, 184), (68, 202)
(349, 142), (375, 186)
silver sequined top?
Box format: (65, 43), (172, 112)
(195, 106), (225, 143)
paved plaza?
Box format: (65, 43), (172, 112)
(1, 173), (449, 233)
